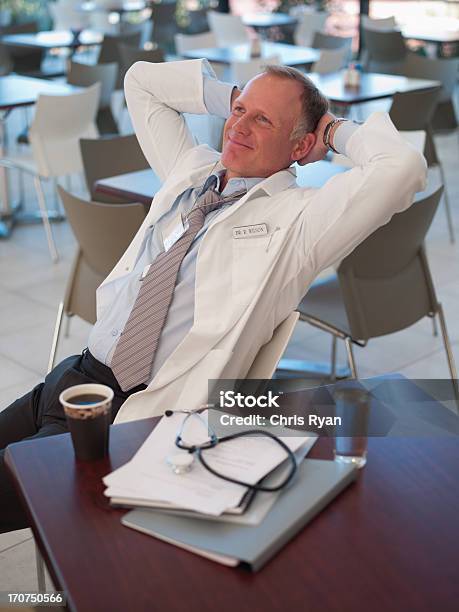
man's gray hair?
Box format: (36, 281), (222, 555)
(262, 65), (329, 141)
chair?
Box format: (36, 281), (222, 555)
(401, 52), (459, 132)
(231, 55), (281, 88)
(48, 187), (146, 371)
(119, 16), (153, 48)
(80, 134), (149, 203)
(174, 30), (217, 55)
(150, 0), (178, 53)
(207, 10), (249, 47)
(97, 31), (142, 88)
(312, 32), (353, 63)
(360, 15), (397, 31)
(49, 1), (90, 31)
(388, 86), (455, 243)
(0, 21), (45, 75)
(118, 42), (164, 86)
(361, 28), (407, 73)
(0, 84), (100, 261)
(246, 312), (300, 380)
(174, 31), (224, 79)
(67, 60), (118, 135)
(292, 11), (328, 47)
(312, 48), (347, 74)
(279, 185), (458, 393)
(0, 42), (12, 75)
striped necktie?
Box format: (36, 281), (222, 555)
(111, 177), (246, 392)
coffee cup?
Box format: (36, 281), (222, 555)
(59, 383), (114, 461)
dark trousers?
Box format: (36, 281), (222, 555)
(0, 350), (145, 533)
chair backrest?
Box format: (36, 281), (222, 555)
(119, 17), (153, 48)
(312, 31), (352, 51)
(80, 134), (149, 203)
(150, 1), (178, 51)
(360, 15), (397, 31)
(337, 185), (443, 340)
(67, 60), (117, 109)
(402, 52), (459, 102)
(231, 55), (280, 87)
(313, 47), (347, 74)
(0, 43), (12, 75)
(0, 20), (44, 69)
(49, 2), (90, 31)
(29, 83), (100, 178)
(98, 31), (142, 65)
(389, 86), (441, 166)
(293, 11), (328, 47)
(246, 312), (300, 380)
(207, 10), (249, 46)
(118, 42), (164, 85)
(174, 30), (217, 54)
(362, 28), (406, 69)
(58, 186), (146, 323)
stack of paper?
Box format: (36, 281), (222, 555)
(103, 411), (316, 518)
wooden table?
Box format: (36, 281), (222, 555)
(5, 380), (459, 612)
(182, 41), (320, 67)
(308, 72), (441, 107)
(0, 75), (79, 237)
(94, 160), (347, 206)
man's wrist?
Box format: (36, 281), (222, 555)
(323, 118), (348, 153)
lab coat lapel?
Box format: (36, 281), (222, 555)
(147, 166), (298, 393)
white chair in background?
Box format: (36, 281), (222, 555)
(174, 31), (217, 54)
(360, 15), (397, 31)
(312, 48), (347, 74)
(49, 1), (90, 31)
(0, 84), (100, 262)
(293, 11), (328, 47)
(231, 55), (281, 88)
(207, 10), (249, 47)
(174, 31), (225, 79)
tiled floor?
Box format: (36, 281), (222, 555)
(0, 94), (458, 593)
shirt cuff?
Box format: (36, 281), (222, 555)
(203, 76), (237, 119)
(332, 121), (360, 156)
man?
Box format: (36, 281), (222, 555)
(0, 59), (426, 531)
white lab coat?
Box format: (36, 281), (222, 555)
(106, 59), (426, 423)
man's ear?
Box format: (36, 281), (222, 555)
(290, 133), (316, 162)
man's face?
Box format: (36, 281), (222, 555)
(221, 73), (304, 180)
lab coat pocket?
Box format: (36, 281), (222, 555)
(231, 228), (287, 309)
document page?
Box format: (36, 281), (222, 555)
(104, 411), (312, 516)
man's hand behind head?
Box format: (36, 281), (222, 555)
(296, 112), (335, 166)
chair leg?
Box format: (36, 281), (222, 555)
(35, 543), (46, 591)
(432, 315), (438, 337)
(438, 162), (456, 244)
(344, 337), (358, 379)
(48, 301), (64, 374)
(330, 335), (337, 381)
(436, 303), (459, 398)
(33, 176), (59, 263)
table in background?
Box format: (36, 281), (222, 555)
(182, 41), (319, 67)
(308, 71), (440, 111)
(94, 160), (347, 206)
(5, 379), (459, 612)
(403, 22), (459, 56)
(0, 29), (103, 54)
(0, 75), (79, 237)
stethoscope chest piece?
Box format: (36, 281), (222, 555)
(166, 452), (194, 474)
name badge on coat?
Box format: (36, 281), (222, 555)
(232, 224), (268, 239)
